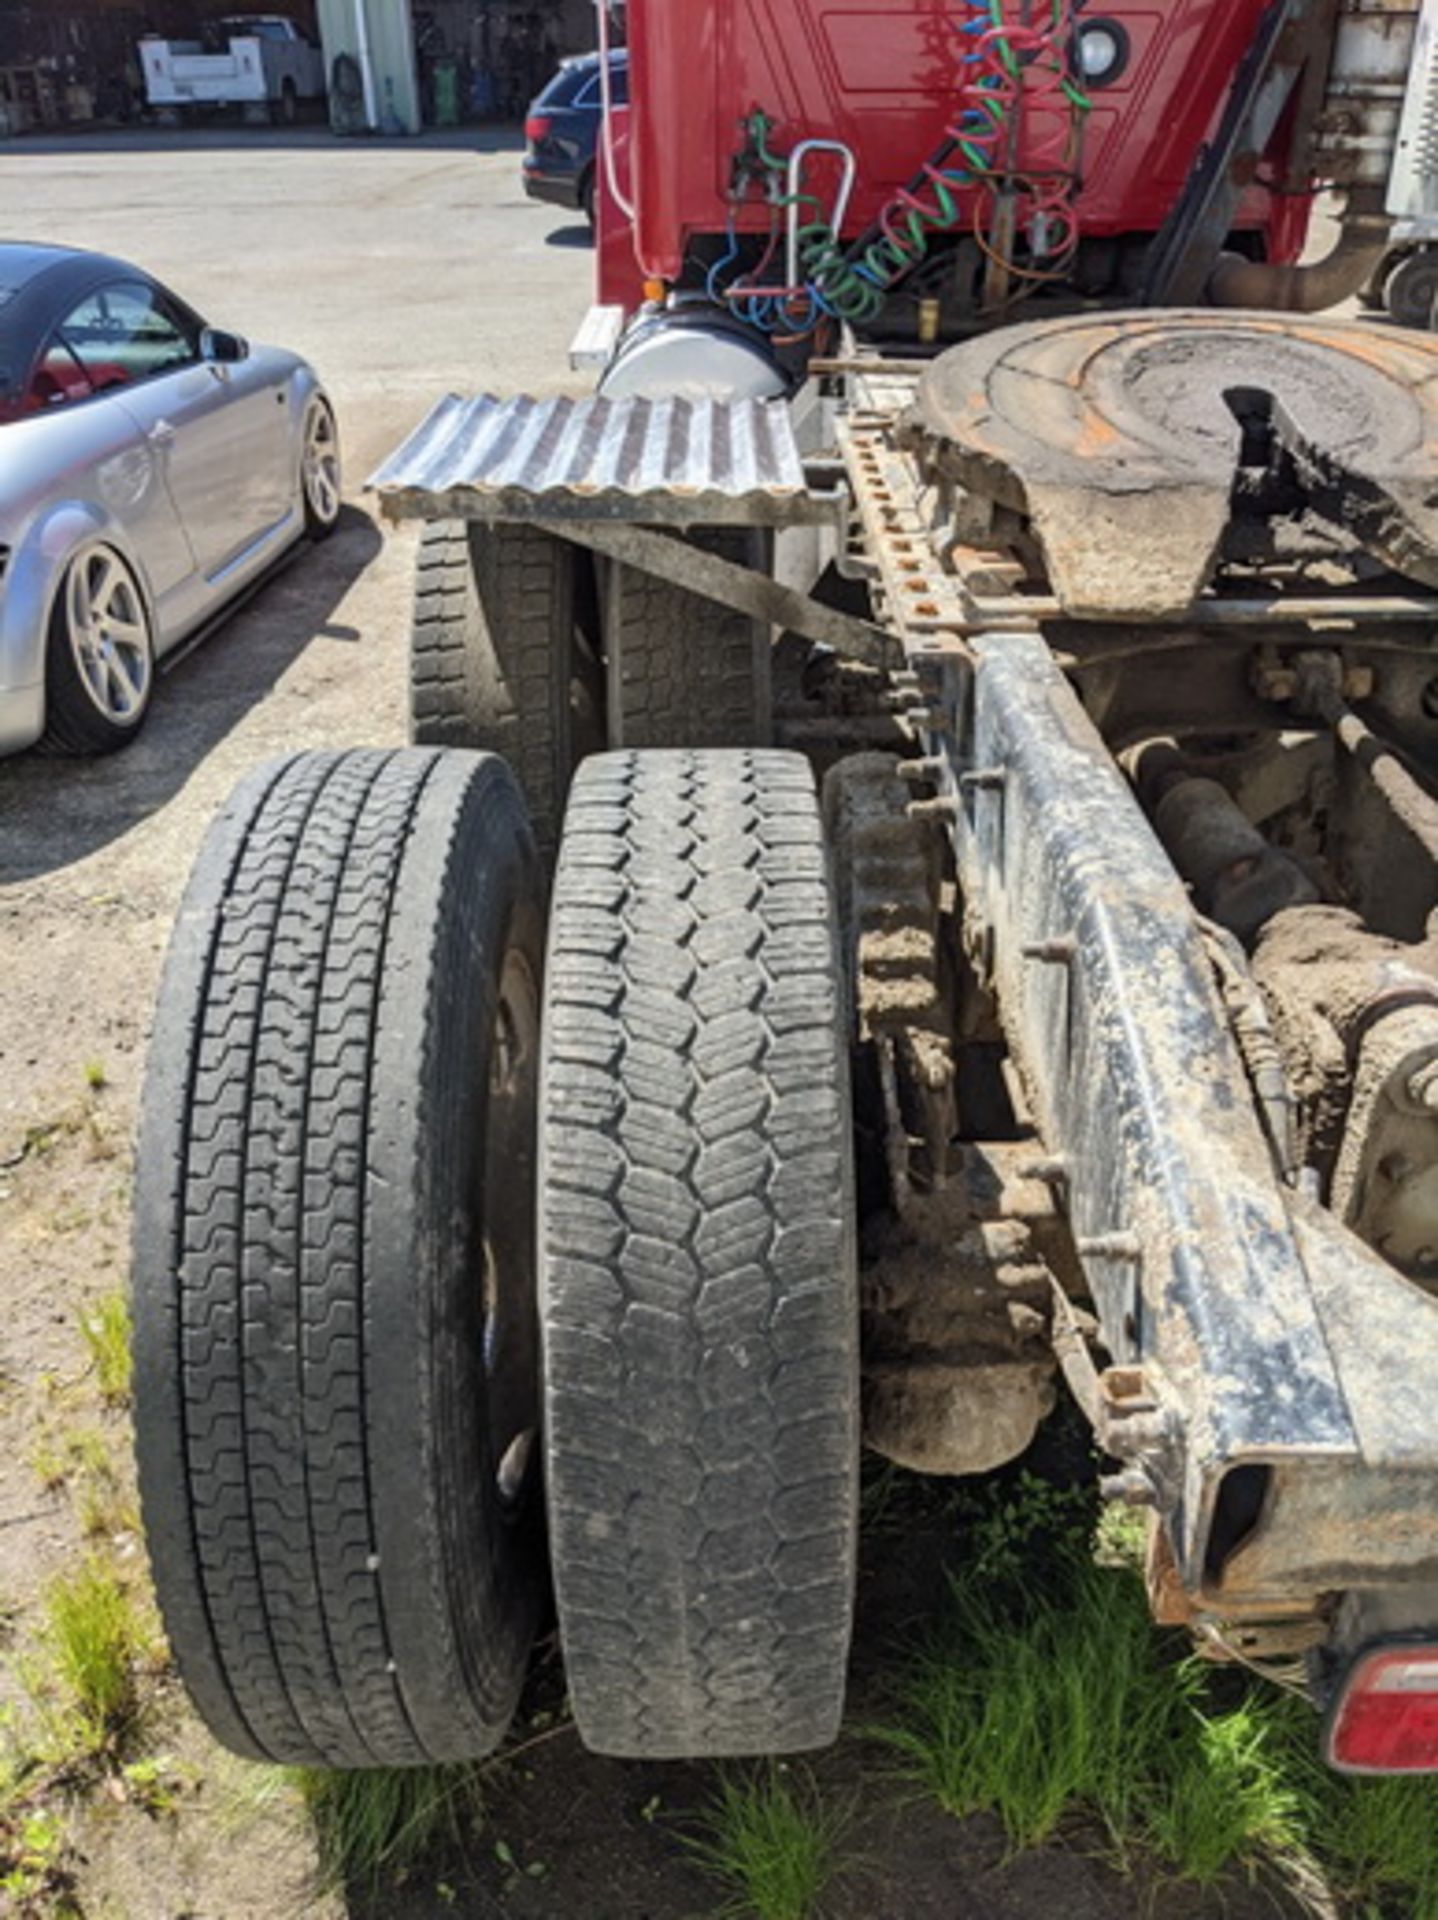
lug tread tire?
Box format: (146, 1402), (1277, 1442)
(410, 520), (579, 855)
(540, 747), (858, 1759)
(132, 746), (545, 1767)
(605, 531), (770, 751)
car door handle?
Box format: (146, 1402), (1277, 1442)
(148, 419), (176, 447)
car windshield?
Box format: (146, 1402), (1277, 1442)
(221, 16), (292, 40)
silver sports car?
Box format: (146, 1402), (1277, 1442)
(0, 241), (340, 755)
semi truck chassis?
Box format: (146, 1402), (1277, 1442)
(128, 308), (1438, 1774)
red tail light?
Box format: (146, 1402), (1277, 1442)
(525, 114), (552, 143)
(1326, 1644), (1438, 1774)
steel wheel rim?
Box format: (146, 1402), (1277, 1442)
(481, 946), (541, 1509)
(303, 402), (340, 525)
(65, 546), (151, 724)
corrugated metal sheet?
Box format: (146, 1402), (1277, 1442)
(367, 392), (822, 525)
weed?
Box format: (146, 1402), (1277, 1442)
(83, 1062), (107, 1092)
(292, 1761), (488, 1889)
(75, 1477), (139, 1543)
(1274, 1702), (1438, 1918)
(493, 1835), (549, 1893)
(119, 1754), (191, 1820)
(0, 1801), (79, 1916)
(1146, 1703), (1306, 1883)
(681, 1764), (853, 1920)
(874, 1474), (1438, 1910)
(876, 1554), (1200, 1856)
(28, 1427), (135, 1536)
(1092, 1500), (1148, 1570)
(952, 1468), (1095, 1587)
(79, 1292), (131, 1406)
(41, 1557), (149, 1752)
(29, 1436), (69, 1495)
(49, 1428), (109, 1483)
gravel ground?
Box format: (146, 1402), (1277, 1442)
(0, 128), (587, 1918)
(0, 128), (586, 1129)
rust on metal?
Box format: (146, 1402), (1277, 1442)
(860, 1159), (1063, 1478)
(909, 311), (1438, 618)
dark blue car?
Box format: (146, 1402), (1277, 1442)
(522, 50), (628, 227)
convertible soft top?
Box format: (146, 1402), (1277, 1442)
(0, 243), (199, 408)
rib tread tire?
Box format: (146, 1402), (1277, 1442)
(131, 746), (545, 1767)
(540, 748), (858, 1759)
(410, 520), (581, 856)
(605, 531), (770, 751)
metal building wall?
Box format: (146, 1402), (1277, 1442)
(316, 0), (421, 133)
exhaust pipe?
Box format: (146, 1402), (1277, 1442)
(1211, 3), (1422, 310)
(1207, 184), (1390, 310)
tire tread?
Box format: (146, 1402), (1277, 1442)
(132, 746), (543, 1767)
(540, 748), (857, 1760)
(605, 531), (769, 751)
(410, 521), (578, 854)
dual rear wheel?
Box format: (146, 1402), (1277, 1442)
(408, 521), (770, 860)
(132, 743), (858, 1765)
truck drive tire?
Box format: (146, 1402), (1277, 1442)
(410, 521), (603, 860)
(131, 747), (547, 1767)
(602, 529), (772, 751)
(1384, 247), (1438, 330)
(539, 748), (859, 1757)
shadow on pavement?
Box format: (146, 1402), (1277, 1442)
(545, 223), (593, 250)
(0, 506), (382, 885)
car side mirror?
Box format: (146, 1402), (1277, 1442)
(201, 327), (249, 364)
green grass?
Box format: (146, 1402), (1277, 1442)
(77, 1292), (131, 1406)
(876, 1554), (1262, 1867)
(681, 1765), (853, 1920)
(288, 1762), (489, 1890)
(872, 1481), (1438, 1910)
(1281, 1712), (1438, 1918)
(41, 1558), (150, 1753)
(1144, 1698), (1307, 1883)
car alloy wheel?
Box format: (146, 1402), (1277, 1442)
(65, 543), (151, 726)
(302, 399), (341, 533)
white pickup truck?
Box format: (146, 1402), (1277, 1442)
(139, 16), (325, 124)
